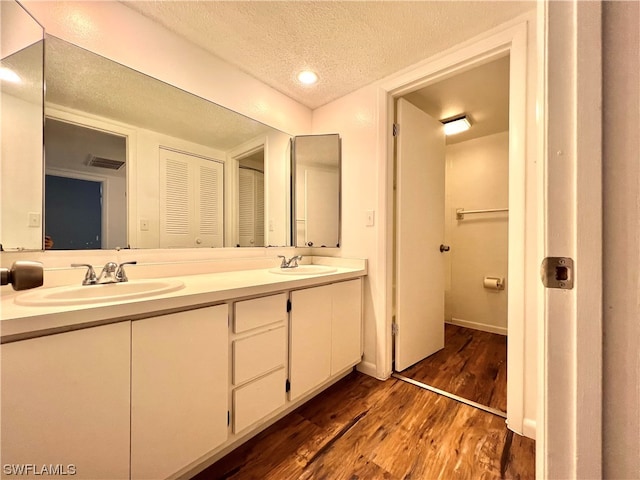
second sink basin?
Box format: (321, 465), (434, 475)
(269, 265), (337, 275)
(15, 279), (185, 307)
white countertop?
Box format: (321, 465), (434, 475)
(0, 257), (366, 342)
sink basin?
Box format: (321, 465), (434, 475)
(15, 279), (185, 307)
(269, 265), (337, 275)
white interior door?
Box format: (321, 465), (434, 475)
(394, 98), (446, 371)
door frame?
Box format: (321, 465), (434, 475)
(537, 1), (603, 477)
(378, 17), (531, 435)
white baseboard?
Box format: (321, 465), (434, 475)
(356, 360), (388, 380)
(448, 317), (508, 336)
(522, 417), (536, 440)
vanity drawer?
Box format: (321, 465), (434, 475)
(234, 293), (287, 333)
(233, 326), (286, 385)
(233, 368), (286, 433)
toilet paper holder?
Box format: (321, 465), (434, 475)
(483, 276), (505, 290)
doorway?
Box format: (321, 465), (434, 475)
(45, 175), (103, 249)
(392, 55), (512, 417)
(44, 117), (128, 250)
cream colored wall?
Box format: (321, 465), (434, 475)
(602, 1), (640, 478)
(444, 132), (509, 334)
(0, 1), (42, 58)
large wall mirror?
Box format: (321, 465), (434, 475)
(2, 26), (344, 252)
(0, 1), (44, 251)
(291, 134), (341, 248)
(31, 35), (293, 250)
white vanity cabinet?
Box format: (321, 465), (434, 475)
(289, 278), (362, 401)
(0, 322), (131, 480)
(231, 293), (288, 433)
(130, 305), (228, 480)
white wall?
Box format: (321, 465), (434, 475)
(312, 85), (381, 375)
(444, 132), (509, 334)
(602, 1), (640, 478)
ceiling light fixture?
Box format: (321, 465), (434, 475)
(441, 115), (471, 135)
(0, 67), (21, 84)
(297, 70), (318, 85)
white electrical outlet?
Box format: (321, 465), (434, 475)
(269, 220), (275, 232)
(28, 212), (40, 228)
(365, 210), (375, 227)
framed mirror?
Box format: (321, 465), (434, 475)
(291, 134), (341, 248)
(0, 1), (44, 251)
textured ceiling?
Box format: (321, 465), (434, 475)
(45, 36), (277, 150)
(121, 1), (534, 109)
(404, 55), (510, 145)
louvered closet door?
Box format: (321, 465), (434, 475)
(238, 169), (265, 247)
(238, 168), (256, 247)
(160, 148), (224, 248)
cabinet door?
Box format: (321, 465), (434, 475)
(289, 285), (332, 401)
(131, 305), (228, 480)
(331, 278), (363, 375)
(1, 323), (131, 480)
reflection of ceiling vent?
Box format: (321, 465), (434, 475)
(86, 155), (125, 170)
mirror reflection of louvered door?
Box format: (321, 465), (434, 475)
(238, 168), (264, 247)
(159, 148), (224, 248)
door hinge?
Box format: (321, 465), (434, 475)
(227, 410), (230, 427)
(285, 379), (291, 392)
(393, 123), (399, 137)
(286, 299), (292, 313)
(540, 257), (574, 289)
(392, 323), (399, 336)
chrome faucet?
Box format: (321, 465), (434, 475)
(277, 255), (303, 268)
(72, 261), (137, 285)
(97, 262), (118, 284)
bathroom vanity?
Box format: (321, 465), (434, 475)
(0, 257), (366, 479)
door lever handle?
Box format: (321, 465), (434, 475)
(439, 244), (450, 253)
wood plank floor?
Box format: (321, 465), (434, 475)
(193, 371), (534, 479)
(400, 324), (507, 412)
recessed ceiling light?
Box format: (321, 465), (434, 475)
(0, 67), (21, 84)
(297, 70), (318, 85)
(441, 115), (471, 135)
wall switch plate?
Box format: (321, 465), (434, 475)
(140, 219), (149, 231)
(28, 212), (40, 228)
(365, 210), (375, 227)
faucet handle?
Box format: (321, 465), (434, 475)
(71, 263), (97, 285)
(115, 261), (137, 282)
(290, 255), (302, 267)
(277, 255), (288, 268)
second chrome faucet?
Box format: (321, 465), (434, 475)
(277, 255), (302, 268)
(72, 261), (137, 285)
